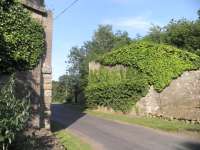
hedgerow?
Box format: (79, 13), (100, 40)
(86, 79), (149, 113)
(86, 41), (200, 112)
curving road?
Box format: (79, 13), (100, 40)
(51, 104), (200, 150)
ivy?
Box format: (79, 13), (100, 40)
(98, 41), (200, 91)
(86, 79), (149, 113)
(0, 0), (45, 73)
(0, 0), (45, 149)
(86, 42), (200, 113)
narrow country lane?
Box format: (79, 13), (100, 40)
(51, 104), (200, 150)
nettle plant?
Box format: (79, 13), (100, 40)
(0, 0), (45, 149)
(86, 41), (200, 113)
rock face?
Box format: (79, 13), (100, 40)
(136, 70), (200, 120)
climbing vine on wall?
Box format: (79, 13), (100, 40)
(86, 42), (200, 112)
(0, 0), (45, 149)
(98, 41), (200, 91)
(0, 0), (45, 73)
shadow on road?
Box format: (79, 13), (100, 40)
(176, 142), (200, 150)
(50, 103), (86, 132)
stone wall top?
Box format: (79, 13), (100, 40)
(20, 0), (47, 15)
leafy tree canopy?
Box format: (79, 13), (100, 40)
(144, 10), (200, 55)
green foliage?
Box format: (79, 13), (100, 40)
(164, 19), (200, 55)
(88, 110), (200, 132)
(54, 129), (92, 150)
(198, 9), (200, 20)
(0, 1), (44, 149)
(65, 25), (132, 104)
(86, 42), (200, 112)
(0, 75), (30, 149)
(0, 0), (45, 73)
(144, 16), (200, 55)
(86, 66), (149, 112)
(98, 41), (200, 91)
(52, 81), (67, 103)
(86, 79), (148, 113)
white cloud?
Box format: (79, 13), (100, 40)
(102, 16), (162, 37)
(103, 16), (152, 31)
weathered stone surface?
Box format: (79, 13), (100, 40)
(136, 86), (160, 115)
(44, 90), (52, 97)
(136, 70), (200, 120)
(43, 83), (52, 90)
(21, 0), (52, 129)
(42, 67), (52, 74)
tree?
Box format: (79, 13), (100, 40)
(164, 19), (199, 50)
(145, 25), (163, 43)
(52, 81), (67, 103)
(144, 12), (200, 55)
(64, 25), (132, 103)
(67, 46), (87, 103)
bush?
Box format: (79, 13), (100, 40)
(86, 42), (200, 112)
(86, 66), (149, 113)
(0, 75), (30, 149)
(0, 0), (45, 73)
(86, 79), (148, 113)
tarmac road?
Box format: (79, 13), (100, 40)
(51, 104), (200, 150)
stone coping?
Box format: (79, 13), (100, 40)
(20, 0), (47, 15)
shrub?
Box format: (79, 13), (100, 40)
(0, 75), (30, 149)
(86, 42), (200, 112)
(86, 79), (149, 113)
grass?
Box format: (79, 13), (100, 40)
(51, 121), (92, 150)
(86, 110), (200, 133)
(55, 131), (92, 150)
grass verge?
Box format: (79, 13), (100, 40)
(59, 104), (200, 135)
(51, 121), (92, 150)
(86, 110), (200, 133)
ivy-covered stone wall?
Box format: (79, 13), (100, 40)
(87, 42), (200, 120)
(18, 0), (53, 129)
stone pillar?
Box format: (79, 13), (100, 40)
(21, 0), (53, 129)
(41, 11), (53, 129)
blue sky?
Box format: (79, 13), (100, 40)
(45, 0), (200, 81)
